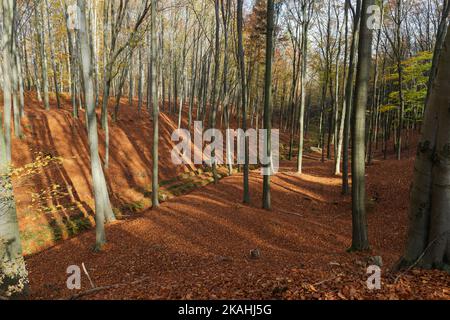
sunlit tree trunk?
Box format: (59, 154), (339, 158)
(335, 2), (350, 176)
(342, 0), (361, 195)
(44, 0), (61, 109)
(151, 0), (160, 209)
(297, 0), (312, 174)
(77, 0), (116, 251)
(138, 48), (144, 114)
(34, 0), (50, 110)
(60, 0), (78, 117)
(0, 0), (28, 297)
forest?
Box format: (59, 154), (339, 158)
(0, 0), (449, 301)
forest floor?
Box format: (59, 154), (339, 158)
(9, 92), (449, 300)
(26, 143), (449, 300)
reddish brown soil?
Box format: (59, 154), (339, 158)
(26, 152), (449, 300)
(8, 92), (450, 300)
(12, 92), (226, 254)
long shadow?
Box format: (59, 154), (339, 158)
(24, 107), (94, 245)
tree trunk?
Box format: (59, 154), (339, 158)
(396, 0), (405, 161)
(77, 0), (116, 251)
(151, 0), (160, 209)
(335, 2), (350, 176)
(34, 0), (50, 110)
(263, 0), (275, 210)
(297, 1), (311, 174)
(237, 0), (250, 204)
(401, 24), (450, 269)
(0, 0), (28, 297)
(44, 0), (61, 109)
(350, 0), (374, 252)
(209, 0), (220, 184)
(342, 0), (361, 195)
(424, 0), (449, 108)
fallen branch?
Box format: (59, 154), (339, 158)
(82, 263), (96, 289)
(276, 208), (303, 218)
(313, 273), (344, 286)
(68, 284), (122, 300)
(66, 276), (151, 300)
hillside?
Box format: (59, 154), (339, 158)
(12, 92), (234, 255)
(26, 146), (449, 300)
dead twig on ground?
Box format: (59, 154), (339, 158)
(313, 273), (344, 286)
(66, 276), (151, 300)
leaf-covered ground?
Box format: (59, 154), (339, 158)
(26, 151), (450, 300)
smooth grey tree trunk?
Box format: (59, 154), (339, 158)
(34, 0), (50, 110)
(262, 0), (275, 210)
(77, 0), (116, 251)
(335, 3), (350, 176)
(151, 0), (160, 209)
(342, 0), (361, 195)
(11, 32), (21, 138)
(297, 0), (312, 174)
(61, 0), (78, 117)
(44, 0), (61, 109)
(392, 0), (405, 161)
(209, 0), (220, 184)
(138, 48), (144, 114)
(0, 0), (28, 296)
(16, 38), (25, 119)
(237, 0), (250, 204)
(350, 0), (374, 252)
(31, 40), (43, 102)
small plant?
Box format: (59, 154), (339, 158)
(0, 238), (29, 298)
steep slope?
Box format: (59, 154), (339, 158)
(26, 153), (449, 300)
(11, 92), (230, 254)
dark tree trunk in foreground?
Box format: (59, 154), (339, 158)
(400, 24), (450, 270)
(77, 0), (116, 251)
(350, 0), (374, 252)
(424, 0), (449, 108)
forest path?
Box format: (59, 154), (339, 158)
(26, 150), (450, 300)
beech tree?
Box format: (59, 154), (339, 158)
(150, 0), (160, 209)
(342, 0), (361, 195)
(76, 0), (116, 250)
(400, 24), (450, 269)
(34, 0), (50, 111)
(262, 0), (275, 210)
(0, 0), (28, 297)
(350, 0), (374, 252)
(291, 0), (313, 174)
(237, 0), (250, 204)
(3, 0), (450, 298)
